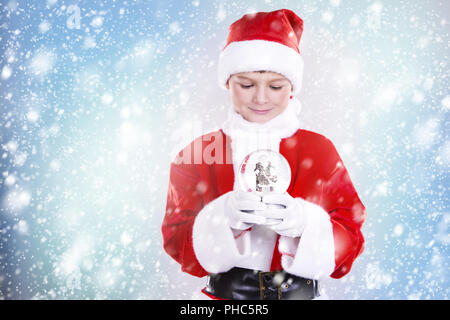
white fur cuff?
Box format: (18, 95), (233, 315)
(192, 192), (244, 274)
(279, 198), (335, 279)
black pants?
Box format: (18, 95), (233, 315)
(204, 267), (319, 300)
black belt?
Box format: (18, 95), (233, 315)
(204, 267), (319, 300)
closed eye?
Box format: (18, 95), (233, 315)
(239, 84), (283, 90)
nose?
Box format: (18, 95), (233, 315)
(253, 86), (268, 105)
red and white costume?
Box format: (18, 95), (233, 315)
(161, 9), (366, 292)
(162, 98), (366, 280)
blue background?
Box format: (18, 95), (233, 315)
(0, 0), (448, 299)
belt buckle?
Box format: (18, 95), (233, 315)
(258, 271), (282, 300)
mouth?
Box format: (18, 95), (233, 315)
(248, 107), (273, 115)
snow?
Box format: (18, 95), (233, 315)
(1, 65), (13, 80)
(29, 49), (56, 76)
(90, 16), (104, 29)
(38, 20), (51, 34)
(3, 189), (31, 212)
(364, 262), (392, 290)
(0, 0), (448, 301)
(321, 11), (334, 24)
(442, 96), (450, 111)
(26, 110), (39, 123)
(413, 118), (440, 149)
(393, 224), (404, 237)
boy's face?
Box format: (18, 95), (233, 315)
(226, 71), (293, 123)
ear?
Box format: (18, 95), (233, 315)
(225, 79), (230, 90)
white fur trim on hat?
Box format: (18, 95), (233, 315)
(218, 39), (304, 95)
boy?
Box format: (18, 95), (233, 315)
(162, 9), (365, 300)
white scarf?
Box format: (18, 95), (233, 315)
(222, 97), (302, 190)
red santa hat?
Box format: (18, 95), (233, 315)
(218, 9), (304, 95)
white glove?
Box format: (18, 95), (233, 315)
(260, 193), (306, 237)
(226, 190), (267, 230)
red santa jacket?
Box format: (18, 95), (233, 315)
(162, 128), (365, 279)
